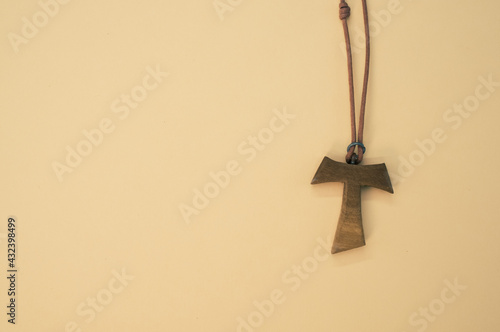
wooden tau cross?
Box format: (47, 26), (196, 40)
(311, 156), (393, 254)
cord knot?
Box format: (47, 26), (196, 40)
(339, 1), (351, 20)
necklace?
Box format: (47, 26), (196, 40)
(311, 0), (394, 254)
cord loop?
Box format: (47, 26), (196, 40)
(340, 0), (370, 164)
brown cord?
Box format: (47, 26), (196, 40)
(340, 0), (370, 164)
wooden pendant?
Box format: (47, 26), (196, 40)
(311, 156), (393, 254)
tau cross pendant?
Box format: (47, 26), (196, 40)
(311, 156), (393, 254)
(312, 0), (394, 253)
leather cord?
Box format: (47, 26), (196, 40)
(339, 0), (370, 164)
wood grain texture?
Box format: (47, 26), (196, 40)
(311, 156), (393, 254)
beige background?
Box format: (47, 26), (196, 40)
(1, 0), (499, 331)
